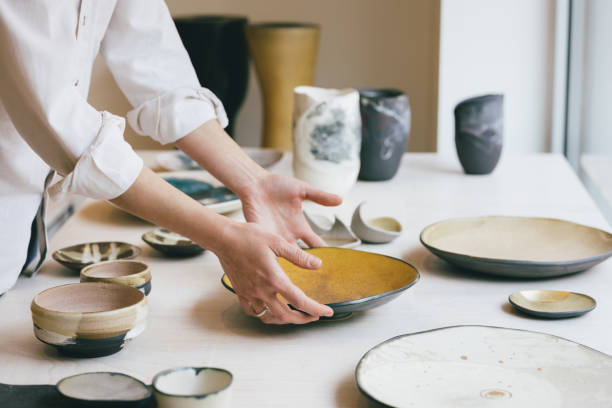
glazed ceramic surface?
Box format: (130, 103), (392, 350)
(222, 247), (418, 317)
(358, 89), (410, 181)
(247, 23), (320, 150)
(57, 372), (152, 405)
(303, 212), (360, 248)
(351, 202), (402, 244)
(293, 86), (361, 196)
(81, 260), (152, 296)
(156, 148), (283, 172)
(454, 94), (504, 175)
(142, 228), (205, 257)
(509, 290), (596, 318)
(356, 325), (612, 407)
(420, 216), (612, 277)
(30, 282), (148, 357)
(52, 242), (140, 272)
(153, 367), (233, 408)
(160, 171), (241, 214)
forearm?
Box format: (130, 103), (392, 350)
(174, 120), (267, 198)
(110, 166), (231, 253)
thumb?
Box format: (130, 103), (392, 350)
(274, 240), (322, 270)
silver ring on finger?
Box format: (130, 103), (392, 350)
(254, 304), (270, 318)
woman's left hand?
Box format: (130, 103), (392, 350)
(239, 173), (342, 248)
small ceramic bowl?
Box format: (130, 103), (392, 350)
(508, 290), (596, 318)
(303, 212), (361, 248)
(351, 202), (402, 244)
(52, 241), (141, 272)
(142, 228), (205, 257)
(81, 260), (152, 296)
(56, 372), (153, 407)
(31, 282), (148, 357)
(153, 367), (233, 408)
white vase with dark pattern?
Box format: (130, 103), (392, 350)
(292, 86), (361, 196)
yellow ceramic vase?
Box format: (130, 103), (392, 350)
(247, 23), (320, 151)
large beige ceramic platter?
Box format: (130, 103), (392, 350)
(356, 325), (612, 408)
(420, 216), (612, 278)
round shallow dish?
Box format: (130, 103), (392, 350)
(142, 228), (205, 257)
(420, 216), (612, 278)
(81, 260), (152, 295)
(508, 290), (596, 318)
(57, 372), (152, 407)
(31, 282), (148, 357)
(153, 367), (233, 408)
(351, 202), (402, 244)
(222, 247), (419, 320)
(52, 242), (140, 272)
(157, 148), (283, 171)
(160, 171), (241, 214)
(356, 325), (612, 407)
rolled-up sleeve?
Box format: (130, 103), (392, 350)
(0, 2), (142, 201)
(101, 0), (228, 145)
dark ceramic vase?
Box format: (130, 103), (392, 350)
(454, 94), (504, 175)
(358, 89), (411, 181)
(174, 16), (249, 137)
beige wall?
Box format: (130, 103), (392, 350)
(89, 0), (440, 151)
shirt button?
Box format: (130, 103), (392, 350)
(82, 15), (87, 27)
(73, 80), (79, 87)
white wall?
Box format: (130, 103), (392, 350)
(437, 0), (556, 154)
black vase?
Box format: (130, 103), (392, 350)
(174, 16), (249, 137)
(454, 94), (504, 175)
(358, 89), (411, 181)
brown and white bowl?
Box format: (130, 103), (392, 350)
(81, 260), (152, 295)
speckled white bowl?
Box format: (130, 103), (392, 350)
(153, 367), (233, 408)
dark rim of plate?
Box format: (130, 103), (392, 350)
(56, 372), (152, 402)
(152, 367), (233, 399)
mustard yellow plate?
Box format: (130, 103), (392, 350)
(221, 247), (419, 318)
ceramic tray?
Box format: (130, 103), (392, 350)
(157, 148), (283, 171)
(420, 216), (612, 278)
(222, 247), (419, 319)
(356, 325), (612, 407)
(158, 171), (241, 214)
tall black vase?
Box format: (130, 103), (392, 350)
(454, 94), (504, 175)
(174, 16), (249, 137)
(358, 89), (411, 181)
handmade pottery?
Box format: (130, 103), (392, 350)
(30, 282), (148, 357)
(174, 16), (249, 137)
(52, 242), (140, 272)
(160, 172), (241, 214)
(454, 94), (504, 174)
(81, 260), (152, 296)
(293, 86), (361, 196)
(303, 212), (360, 248)
(420, 216), (612, 277)
(509, 290), (596, 318)
(247, 23), (320, 150)
(142, 228), (205, 257)
(156, 147), (283, 172)
(356, 325), (612, 407)
(56, 372), (152, 407)
(350, 202), (402, 244)
(153, 367), (233, 408)
(222, 247), (419, 319)
(358, 89), (410, 181)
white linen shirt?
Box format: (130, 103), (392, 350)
(0, 0), (228, 293)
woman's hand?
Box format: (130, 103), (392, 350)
(216, 221), (334, 324)
(239, 173), (342, 247)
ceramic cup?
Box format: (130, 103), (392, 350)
(293, 86), (361, 197)
(81, 260), (152, 296)
(454, 94), (504, 174)
(358, 89), (410, 181)
(153, 367), (233, 408)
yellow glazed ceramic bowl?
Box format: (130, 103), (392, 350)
(222, 247), (419, 319)
(31, 282), (148, 357)
(81, 260), (152, 295)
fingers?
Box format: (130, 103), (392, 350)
(276, 280), (334, 318)
(274, 240), (322, 269)
(300, 229), (327, 248)
(304, 185), (342, 207)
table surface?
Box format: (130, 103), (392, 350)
(1, 152), (611, 407)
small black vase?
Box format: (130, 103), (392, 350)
(358, 89), (411, 181)
(174, 16), (249, 137)
(454, 94), (504, 175)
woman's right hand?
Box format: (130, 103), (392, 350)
(213, 220), (334, 324)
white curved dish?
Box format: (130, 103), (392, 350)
(350, 202), (402, 244)
(303, 212), (360, 248)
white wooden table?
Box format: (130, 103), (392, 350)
(1, 153), (611, 407)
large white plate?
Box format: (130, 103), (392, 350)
(356, 325), (612, 408)
(156, 148), (283, 172)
